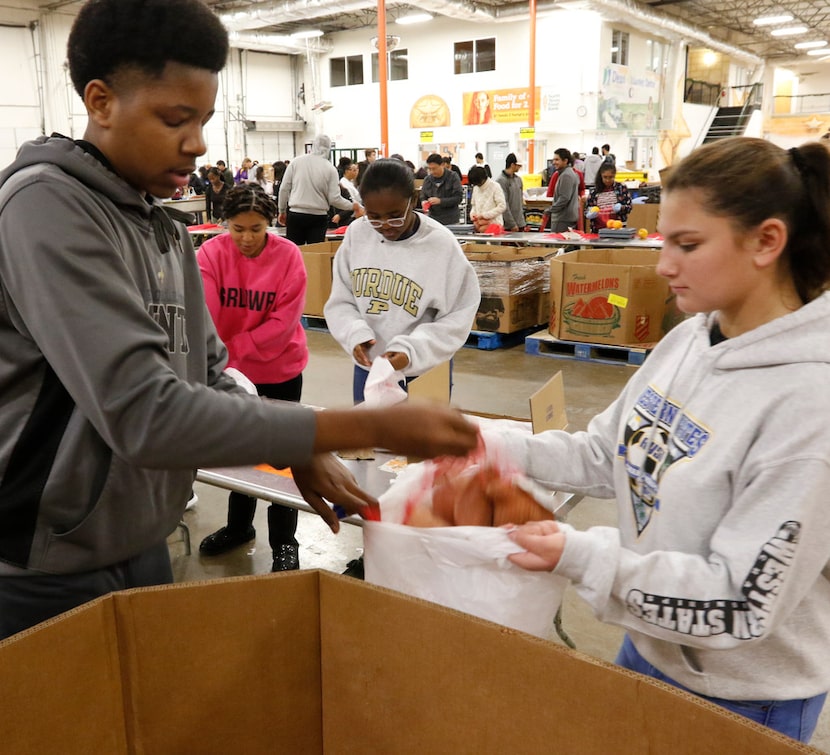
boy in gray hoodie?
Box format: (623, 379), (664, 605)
(0, 0), (476, 639)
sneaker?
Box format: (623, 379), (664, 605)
(342, 556), (364, 580)
(199, 526), (256, 556)
(271, 544), (300, 572)
(185, 491), (198, 511)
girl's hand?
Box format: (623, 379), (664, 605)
(383, 351), (409, 371)
(353, 340), (375, 367)
(507, 520), (565, 571)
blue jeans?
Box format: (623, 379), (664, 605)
(615, 635), (826, 743)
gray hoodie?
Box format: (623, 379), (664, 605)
(0, 135), (316, 574)
(278, 134), (353, 216)
(497, 294), (830, 700)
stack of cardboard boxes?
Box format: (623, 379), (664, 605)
(463, 243), (554, 334)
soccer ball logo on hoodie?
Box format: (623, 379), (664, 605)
(621, 385), (711, 534)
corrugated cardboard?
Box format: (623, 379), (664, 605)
(627, 203), (661, 233)
(463, 244), (554, 333)
(550, 248), (669, 346)
(476, 292), (544, 333)
(301, 240), (342, 317)
(0, 571), (815, 754)
(407, 361), (451, 404)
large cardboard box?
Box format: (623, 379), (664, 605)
(550, 248), (669, 345)
(627, 203), (660, 233)
(464, 244), (554, 333)
(301, 240), (342, 317)
(0, 571), (813, 754)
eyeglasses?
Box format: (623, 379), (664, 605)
(366, 199), (411, 228)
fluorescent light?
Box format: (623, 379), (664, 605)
(753, 14), (793, 26)
(396, 12), (433, 25)
(291, 29), (324, 39)
(770, 26), (808, 36)
(795, 40), (827, 49)
(807, 48), (830, 55)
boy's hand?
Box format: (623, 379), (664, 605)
(370, 403), (477, 458)
(291, 454), (379, 534)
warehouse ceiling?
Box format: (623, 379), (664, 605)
(40, 0), (830, 64)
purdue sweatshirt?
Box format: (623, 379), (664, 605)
(324, 215), (480, 376)
(496, 294), (830, 700)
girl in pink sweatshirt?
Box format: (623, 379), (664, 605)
(196, 184), (309, 571)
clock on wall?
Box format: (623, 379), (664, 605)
(576, 105), (588, 118)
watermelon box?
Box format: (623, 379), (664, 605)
(549, 248), (670, 346)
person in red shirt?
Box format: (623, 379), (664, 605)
(197, 184), (308, 571)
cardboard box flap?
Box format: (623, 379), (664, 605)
(557, 247), (661, 266)
(407, 361), (450, 404)
(0, 597), (128, 753)
(318, 572), (813, 754)
(529, 370), (568, 432)
(113, 574), (324, 754)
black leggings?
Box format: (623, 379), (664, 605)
(285, 211), (328, 245)
(225, 375), (303, 548)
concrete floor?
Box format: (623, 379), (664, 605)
(171, 328), (830, 751)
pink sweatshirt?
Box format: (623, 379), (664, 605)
(198, 232), (308, 384)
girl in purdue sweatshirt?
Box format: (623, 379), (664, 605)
(502, 137), (830, 743)
(325, 159), (479, 403)
(197, 185), (308, 571)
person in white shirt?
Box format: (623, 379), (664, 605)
(339, 161), (361, 204)
(468, 165), (506, 232)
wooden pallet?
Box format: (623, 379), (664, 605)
(465, 326), (542, 351)
(525, 332), (653, 366)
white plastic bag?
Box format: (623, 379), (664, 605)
(363, 460), (568, 639)
(363, 357), (407, 407)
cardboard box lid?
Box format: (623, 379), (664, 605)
(529, 370), (568, 432)
(464, 244), (556, 263)
(301, 240), (342, 254)
(555, 247), (661, 267)
(0, 572), (816, 754)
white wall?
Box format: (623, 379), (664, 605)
(309, 11), (669, 173)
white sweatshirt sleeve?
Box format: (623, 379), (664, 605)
(324, 229), (376, 356)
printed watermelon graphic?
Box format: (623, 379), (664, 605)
(562, 296), (620, 337)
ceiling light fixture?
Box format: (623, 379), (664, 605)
(770, 26), (808, 36)
(807, 48), (830, 56)
(397, 12), (433, 24)
(795, 40), (827, 49)
(753, 14), (794, 26)
(291, 29), (324, 39)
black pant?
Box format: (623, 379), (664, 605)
(226, 375), (303, 548)
(0, 540), (172, 640)
(285, 211), (328, 245)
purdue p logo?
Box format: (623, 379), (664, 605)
(366, 300), (390, 315)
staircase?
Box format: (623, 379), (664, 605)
(702, 106), (750, 143)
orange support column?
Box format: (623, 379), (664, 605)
(528, 0), (537, 173)
(377, 0), (389, 157)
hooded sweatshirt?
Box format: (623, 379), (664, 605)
(278, 135), (353, 216)
(0, 135), (316, 574)
(197, 232), (308, 384)
(495, 294), (830, 700)
(323, 214), (479, 376)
